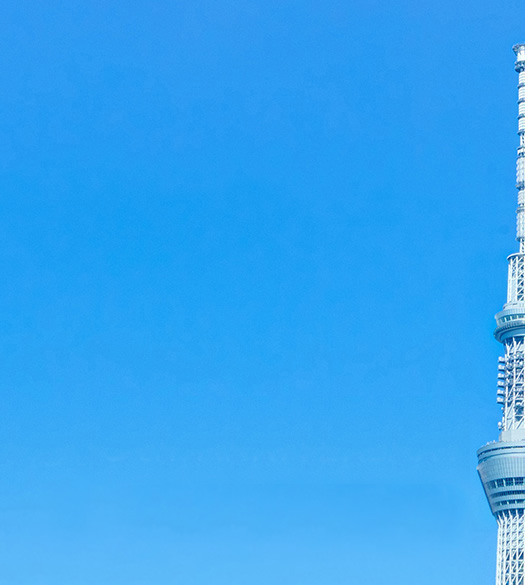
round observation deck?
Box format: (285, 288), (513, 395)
(478, 441), (525, 516)
(495, 305), (525, 342)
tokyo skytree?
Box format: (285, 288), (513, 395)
(478, 44), (525, 585)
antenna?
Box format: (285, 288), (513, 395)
(514, 44), (525, 249)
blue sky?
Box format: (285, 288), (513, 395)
(0, 0), (522, 583)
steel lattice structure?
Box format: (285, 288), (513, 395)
(478, 45), (525, 585)
(496, 511), (525, 585)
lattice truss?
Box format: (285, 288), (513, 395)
(499, 337), (525, 430)
(519, 67), (525, 248)
(496, 511), (525, 585)
(508, 255), (525, 303)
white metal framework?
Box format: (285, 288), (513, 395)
(497, 511), (525, 585)
(500, 337), (525, 431)
(507, 255), (525, 304)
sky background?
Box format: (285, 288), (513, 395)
(0, 1), (522, 583)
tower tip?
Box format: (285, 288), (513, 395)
(514, 44), (525, 72)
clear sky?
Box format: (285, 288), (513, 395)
(0, 1), (523, 583)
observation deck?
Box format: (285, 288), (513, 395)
(478, 442), (525, 515)
(494, 304), (525, 342)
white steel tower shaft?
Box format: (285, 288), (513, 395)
(516, 44), (525, 251)
(478, 44), (525, 585)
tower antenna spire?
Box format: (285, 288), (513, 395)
(514, 44), (525, 250)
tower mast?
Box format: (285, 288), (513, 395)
(516, 44), (525, 254)
(478, 44), (525, 585)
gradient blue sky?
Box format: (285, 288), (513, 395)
(0, 1), (522, 583)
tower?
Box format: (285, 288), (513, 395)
(478, 44), (525, 585)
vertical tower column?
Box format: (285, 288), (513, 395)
(478, 45), (525, 585)
(493, 45), (525, 441)
(496, 511), (525, 585)
(515, 44), (525, 251)
(501, 337), (525, 432)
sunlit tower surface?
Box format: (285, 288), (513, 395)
(478, 44), (525, 585)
